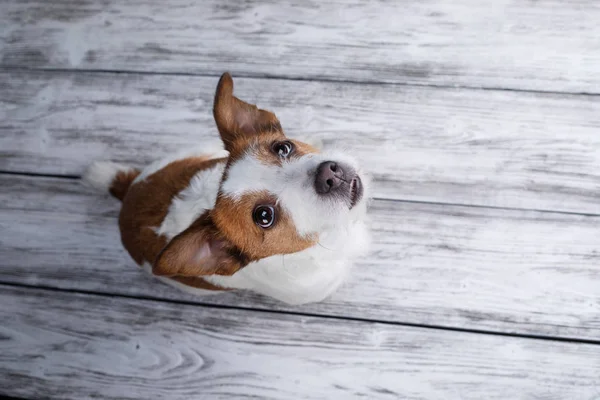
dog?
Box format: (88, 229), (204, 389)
(84, 73), (370, 305)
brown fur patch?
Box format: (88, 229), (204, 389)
(109, 169), (141, 201)
(152, 210), (249, 277)
(253, 138), (320, 166)
(118, 156), (225, 266)
(290, 140), (320, 157)
(226, 133), (320, 168)
(213, 73), (283, 153)
(225, 131), (286, 163)
(212, 191), (317, 261)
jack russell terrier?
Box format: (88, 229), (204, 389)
(84, 73), (370, 305)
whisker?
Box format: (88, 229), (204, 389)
(317, 240), (336, 252)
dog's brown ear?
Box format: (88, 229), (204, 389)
(213, 72), (281, 151)
(153, 213), (246, 277)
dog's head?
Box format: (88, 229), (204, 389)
(153, 73), (368, 277)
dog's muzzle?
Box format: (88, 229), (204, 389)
(314, 161), (363, 209)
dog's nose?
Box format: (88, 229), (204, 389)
(315, 161), (345, 194)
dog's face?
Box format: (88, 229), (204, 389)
(153, 73), (367, 278)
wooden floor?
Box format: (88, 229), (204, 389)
(1, 1), (600, 399)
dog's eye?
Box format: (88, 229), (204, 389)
(272, 141), (294, 158)
(253, 205), (275, 229)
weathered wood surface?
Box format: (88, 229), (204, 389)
(2, 1), (600, 398)
(2, 173), (599, 340)
(2, 70), (600, 213)
(1, 285), (599, 400)
(2, 0), (600, 93)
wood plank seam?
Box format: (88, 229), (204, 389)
(3, 69), (599, 213)
(3, 282), (600, 347)
(3, 65), (600, 98)
(2, 0), (600, 95)
(3, 284), (599, 400)
(2, 172), (599, 219)
(0, 170), (81, 180)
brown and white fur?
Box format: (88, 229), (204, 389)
(84, 73), (370, 305)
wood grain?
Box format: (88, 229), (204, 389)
(2, 70), (600, 213)
(1, 0), (600, 93)
(1, 284), (599, 400)
(2, 173), (599, 340)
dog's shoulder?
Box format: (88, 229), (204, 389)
(119, 151), (226, 266)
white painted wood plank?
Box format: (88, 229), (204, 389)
(2, 71), (600, 213)
(2, 174), (599, 340)
(1, 285), (599, 400)
(2, 0), (600, 93)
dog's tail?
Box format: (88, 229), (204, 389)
(83, 161), (140, 201)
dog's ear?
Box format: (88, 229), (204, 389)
(153, 213), (246, 277)
(213, 72), (282, 151)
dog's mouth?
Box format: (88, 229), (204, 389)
(349, 176), (363, 209)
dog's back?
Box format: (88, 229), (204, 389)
(83, 152), (228, 291)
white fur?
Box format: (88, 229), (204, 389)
(221, 150), (369, 236)
(155, 162), (226, 240)
(205, 219), (370, 304)
(151, 145), (370, 305)
(83, 161), (134, 192)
